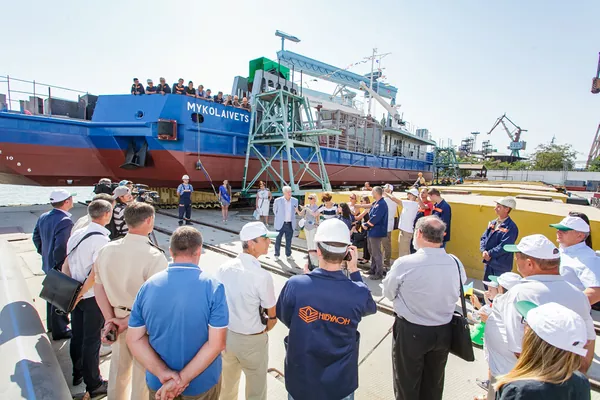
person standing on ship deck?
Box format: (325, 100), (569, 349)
(480, 197), (519, 284)
(214, 91), (224, 104)
(173, 78), (185, 95)
(255, 181), (272, 226)
(185, 81), (197, 97)
(177, 174), (194, 226)
(145, 79), (157, 95)
(218, 180), (232, 222)
(157, 77), (171, 95)
(428, 188), (451, 248)
(205, 89), (213, 101)
(196, 84), (207, 99)
(33, 189), (76, 340)
(131, 78), (145, 95)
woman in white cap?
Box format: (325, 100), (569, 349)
(550, 213), (600, 305)
(255, 181), (272, 226)
(494, 301), (591, 399)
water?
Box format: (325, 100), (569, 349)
(0, 184), (95, 206)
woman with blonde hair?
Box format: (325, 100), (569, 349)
(494, 301), (590, 399)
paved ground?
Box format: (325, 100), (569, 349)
(2, 203), (600, 399)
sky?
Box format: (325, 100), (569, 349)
(2, 0), (599, 161)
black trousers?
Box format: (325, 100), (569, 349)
(46, 301), (70, 338)
(70, 297), (105, 392)
(392, 316), (451, 400)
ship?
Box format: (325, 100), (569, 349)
(0, 44), (435, 191)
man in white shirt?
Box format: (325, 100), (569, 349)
(218, 222), (278, 400)
(550, 214), (600, 305)
(501, 234), (596, 373)
(384, 188), (420, 258)
(382, 215), (467, 400)
(382, 184), (398, 268)
(66, 199), (112, 396)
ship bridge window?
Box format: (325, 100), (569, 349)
(191, 113), (204, 124)
(135, 110), (144, 119)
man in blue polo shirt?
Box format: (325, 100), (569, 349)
(277, 218), (377, 400)
(428, 188), (451, 247)
(127, 227), (228, 400)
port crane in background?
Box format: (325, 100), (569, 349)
(587, 52), (600, 168)
(487, 113), (527, 158)
(359, 81), (403, 125)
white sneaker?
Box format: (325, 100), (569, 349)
(100, 344), (112, 357)
(287, 256), (294, 261)
(274, 255), (280, 261)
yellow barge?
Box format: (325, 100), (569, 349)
(303, 183), (598, 279)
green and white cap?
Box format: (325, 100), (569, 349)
(549, 216), (590, 233)
(503, 234), (560, 260)
(515, 301), (587, 356)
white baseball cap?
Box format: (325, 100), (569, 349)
(504, 234), (560, 259)
(50, 189), (76, 203)
(515, 301), (587, 357)
(239, 221), (278, 241)
(495, 196), (516, 210)
(384, 183), (394, 192)
(550, 216), (590, 233)
(182, 175), (190, 180)
(488, 272), (522, 290)
(314, 218), (351, 253)
(406, 188), (419, 197)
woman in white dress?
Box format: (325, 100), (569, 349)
(256, 181), (272, 225)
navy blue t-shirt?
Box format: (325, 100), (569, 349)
(496, 371), (590, 400)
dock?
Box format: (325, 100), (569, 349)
(2, 203), (600, 399)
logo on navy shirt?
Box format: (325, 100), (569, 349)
(299, 306), (351, 325)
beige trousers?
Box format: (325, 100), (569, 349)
(397, 229), (413, 258)
(219, 330), (269, 400)
(108, 329), (149, 400)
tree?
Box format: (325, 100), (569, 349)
(589, 157), (600, 172)
(530, 143), (577, 171)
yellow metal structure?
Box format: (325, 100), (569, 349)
(302, 188), (599, 280)
(431, 184), (568, 203)
(148, 187), (238, 209)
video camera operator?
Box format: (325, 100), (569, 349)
(276, 218), (377, 400)
(94, 178), (115, 195)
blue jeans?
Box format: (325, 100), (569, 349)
(289, 394), (354, 400)
(275, 222), (294, 257)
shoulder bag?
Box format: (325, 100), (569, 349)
(39, 232), (104, 314)
(448, 255), (475, 362)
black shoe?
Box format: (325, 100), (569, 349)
(185, 220), (193, 225)
(73, 374), (83, 386)
(52, 330), (72, 341)
(89, 380), (108, 398)
(178, 220), (184, 226)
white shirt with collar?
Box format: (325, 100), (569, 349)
(501, 274), (595, 356)
(560, 242), (600, 290)
(216, 252), (277, 335)
(483, 293), (517, 376)
(67, 222), (111, 299)
(284, 198), (292, 222)
(382, 247), (467, 326)
(57, 208), (72, 218)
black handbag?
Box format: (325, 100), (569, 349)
(39, 232), (104, 314)
(448, 255), (475, 362)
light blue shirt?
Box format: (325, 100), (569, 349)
(177, 183), (194, 195)
(129, 263), (228, 396)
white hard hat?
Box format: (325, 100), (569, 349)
(406, 188), (419, 197)
(495, 196), (516, 210)
(314, 219), (351, 253)
(516, 301), (587, 356)
(182, 175), (190, 180)
(504, 234), (560, 260)
(239, 222), (277, 241)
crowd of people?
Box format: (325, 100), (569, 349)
(31, 172), (599, 400)
(130, 77), (252, 111)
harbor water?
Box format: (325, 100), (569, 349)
(0, 184), (95, 206)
